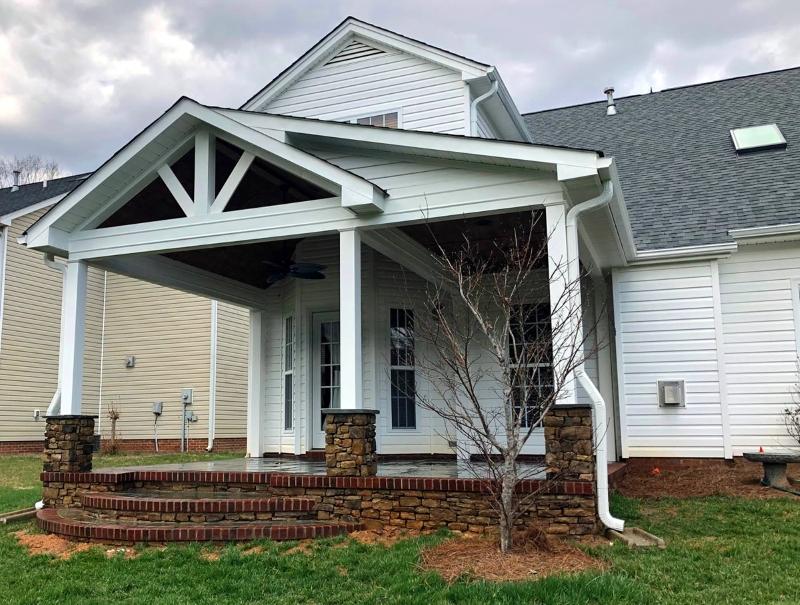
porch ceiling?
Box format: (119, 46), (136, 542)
(164, 239), (303, 289)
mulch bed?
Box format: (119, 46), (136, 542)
(616, 459), (800, 499)
(420, 530), (607, 583)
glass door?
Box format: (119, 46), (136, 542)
(312, 313), (340, 448)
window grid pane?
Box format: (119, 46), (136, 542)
(508, 304), (554, 428)
(390, 309), (416, 429)
(283, 316), (294, 430)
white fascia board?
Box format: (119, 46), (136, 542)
(729, 222), (800, 244)
(631, 242), (738, 265)
(241, 18), (488, 111)
(222, 109), (600, 172)
(66, 174), (563, 261)
(25, 98), (386, 253)
(471, 68), (534, 143)
(0, 194), (65, 226)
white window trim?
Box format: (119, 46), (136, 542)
(388, 307), (418, 431)
(282, 315), (295, 432)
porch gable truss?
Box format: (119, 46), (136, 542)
(24, 98), (387, 255)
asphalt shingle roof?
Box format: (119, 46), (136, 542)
(0, 173), (89, 219)
(524, 67), (800, 251)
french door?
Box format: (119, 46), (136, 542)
(311, 312), (340, 448)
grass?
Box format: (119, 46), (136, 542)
(0, 451), (242, 513)
(0, 455), (798, 604)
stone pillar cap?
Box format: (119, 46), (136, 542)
(323, 408), (380, 415)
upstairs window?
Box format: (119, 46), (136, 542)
(389, 308), (416, 429)
(730, 124), (787, 152)
(355, 112), (398, 129)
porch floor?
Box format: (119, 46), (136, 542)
(96, 457), (551, 479)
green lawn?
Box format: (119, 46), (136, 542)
(0, 454), (798, 604)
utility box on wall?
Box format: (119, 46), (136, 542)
(657, 380), (685, 407)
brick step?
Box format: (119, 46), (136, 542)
(81, 492), (315, 515)
(37, 508), (361, 544)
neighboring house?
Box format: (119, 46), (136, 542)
(0, 176), (248, 453)
(18, 16), (800, 466)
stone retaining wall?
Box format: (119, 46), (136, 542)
(41, 470), (597, 536)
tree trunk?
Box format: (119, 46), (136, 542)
(499, 456), (518, 553)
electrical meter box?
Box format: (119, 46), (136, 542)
(152, 401), (163, 416)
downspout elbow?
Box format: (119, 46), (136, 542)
(469, 77), (499, 137)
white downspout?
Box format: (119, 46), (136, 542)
(469, 77), (499, 136)
(207, 300), (218, 451)
(44, 253), (67, 416)
(565, 180), (625, 532)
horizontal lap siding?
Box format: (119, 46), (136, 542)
(718, 243), (800, 454)
(0, 209), (103, 441)
(98, 273), (212, 443)
(614, 262), (725, 458)
(213, 302), (249, 439)
(264, 43), (467, 135)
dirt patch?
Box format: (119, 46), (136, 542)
(105, 546), (138, 559)
(200, 550), (221, 561)
(616, 460), (800, 499)
(421, 532), (606, 583)
(13, 530), (93, 560)
(348, 525), (422, 547)
(240, 545), (264, 556)
(282, 540), (315, 555)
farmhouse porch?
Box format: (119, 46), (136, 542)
(25, 97), (627, 540)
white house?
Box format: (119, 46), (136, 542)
(23, 17), (800, 465)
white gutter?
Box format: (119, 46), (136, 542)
(565, 180), (625, 533)
(207, 300), (219, 451)
(469, 78), (499, 137)
(43, 253), (68, 416)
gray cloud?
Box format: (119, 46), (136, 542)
(1, 0), (799, 173)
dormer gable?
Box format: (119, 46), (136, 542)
(241, 17), (531, 142)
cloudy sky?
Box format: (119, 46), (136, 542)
(2, 0), (800, 174)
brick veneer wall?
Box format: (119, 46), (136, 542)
(41, 470), (597, 536)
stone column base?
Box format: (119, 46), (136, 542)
(43, 415), (98, 473)
(324, 409), (379, 476)
(543, 405), (595, 481)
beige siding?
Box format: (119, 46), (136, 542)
(213, 301), (249, 438)
(97, 273), (213, 442)
(0, 209), (101, 441)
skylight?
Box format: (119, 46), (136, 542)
(730, 124), (787, 152)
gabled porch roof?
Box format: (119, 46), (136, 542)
(25, 97), (388, 255)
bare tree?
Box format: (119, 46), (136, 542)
(402, 212), (596, 553)
(0, 155), (61, 187)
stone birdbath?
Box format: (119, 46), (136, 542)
(743, 452), (800, 494)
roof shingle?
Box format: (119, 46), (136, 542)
(0, 174), (90, 219)
(525, 67), (800, 251)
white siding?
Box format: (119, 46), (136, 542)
(613, 262), (726, 458)
(718, 242), (800, 454)
(263, 38), (468, 135)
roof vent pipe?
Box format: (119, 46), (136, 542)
(11, 170), (20, 192)
(604, 86), (617, 116)
(42, 179), (48, 188)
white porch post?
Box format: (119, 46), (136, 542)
(339, 228), (363, 409)
(59, 260), (88, 415)
(546, 203), (578, 406)
(246, 309), (267, 457)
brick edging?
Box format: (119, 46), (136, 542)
(81, 493), (314, 514)
(36, 508), (360, 543)
(42, 469), (594, 496)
